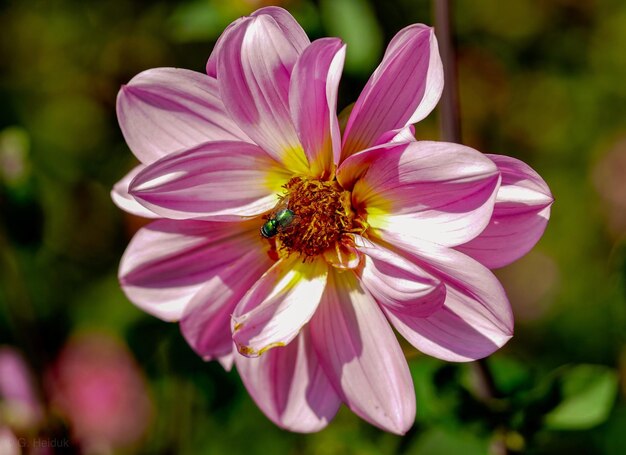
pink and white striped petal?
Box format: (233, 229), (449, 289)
(180, 248), (274, 362)
(206, 18), (245, 78)
(341, 25), (443, 159)
(207, 7), (311, 78)
(236, 330), (341, 433)
(289, 38), (346, 178)
(337, 141), (500, 247)
(117, 68), (249, 164)
(232, 257), (328, 357)
(456, 154), (554, 269)
(217, 14), (309, 174)
(119, 219), (265, 322)
(354, 236), (445, 317)
(111, 165), (159, 218)
(129, 141), (290, 221)
(310, 270), (415, 435)
(386, 238), (513, 362)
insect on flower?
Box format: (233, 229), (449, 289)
(260, 198), (300, 239)
(112, 6), (553, 434)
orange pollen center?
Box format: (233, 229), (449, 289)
(273, 177), (364, 258)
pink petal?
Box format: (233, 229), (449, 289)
(310, 270), (415, 435)
(111, 165), (159, 218)
(119, 219), (265, 321)
(129, 141), (290, 221)
(217, 14), (309, 173)
(354, 236), (445, 317)
(341, 25), (443, 159)
(373, 125), (416, 146)
(206, 18), (245, 78)
(251, 6), (311, 50)
(456, 154), (553, 268)
(235, 330), (341, 433)
(117, 68), (249, 164)
(180, 247), (273, 362)
(385, 237), (513, 362)
(232, 257), (328, 357)
(217, 351), (235, 372)
(337, 141), (500, 247)
(289, 38), (346, 178)
(207, 7), (310, 78)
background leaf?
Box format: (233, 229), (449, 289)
(545, 364), (619, 430)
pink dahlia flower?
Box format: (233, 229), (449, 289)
(112, 7), (553, 434)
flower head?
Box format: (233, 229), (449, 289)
(112, 7), (553, 434)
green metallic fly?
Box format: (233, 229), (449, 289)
(260, 200), (300, 238)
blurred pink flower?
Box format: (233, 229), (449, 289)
(112, 7), (553, 433)
(593, 137), (626, 237)
(0, 346), (43, 431)
(0, 426), (20, 455)
(46, 333), (152, 450)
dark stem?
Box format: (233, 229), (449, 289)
(434, 0), (462, 143)
(434, 2), (510, 454)
(473, 358), (499, 399)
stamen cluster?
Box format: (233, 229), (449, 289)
(277, 177), (356, 258)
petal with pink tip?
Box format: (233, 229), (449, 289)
(385, 237), (513, 362)
(129, 141), (290, 221)
(119, 219), (265, 321)
(251, 6), (311, 49)
(180, 247), (273, 362)
(236, 330), (341, 433)
(117, 68), (249, 164)
(456, 154), (553, 268)
(206, 18), (244, 78)
(354, 236), (445, 317)
(207, 7), (310, 78)
(217, 15), (309, 173)
(341, 25), (443, 159)
(232, 257), (328, 357)
(111, 165), (159, 218)
(289, 38), (345, 178)
(310, 269), (415, 435)
(337, 141), (500, 247)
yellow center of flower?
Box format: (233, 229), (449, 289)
(266, 176), (366, 259)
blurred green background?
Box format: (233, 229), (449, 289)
(1, 0), (625, 453)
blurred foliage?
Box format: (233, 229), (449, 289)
(0, 0), (625, 453)
(544, 364), (618, 430)
(320, 0), (383, 75)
